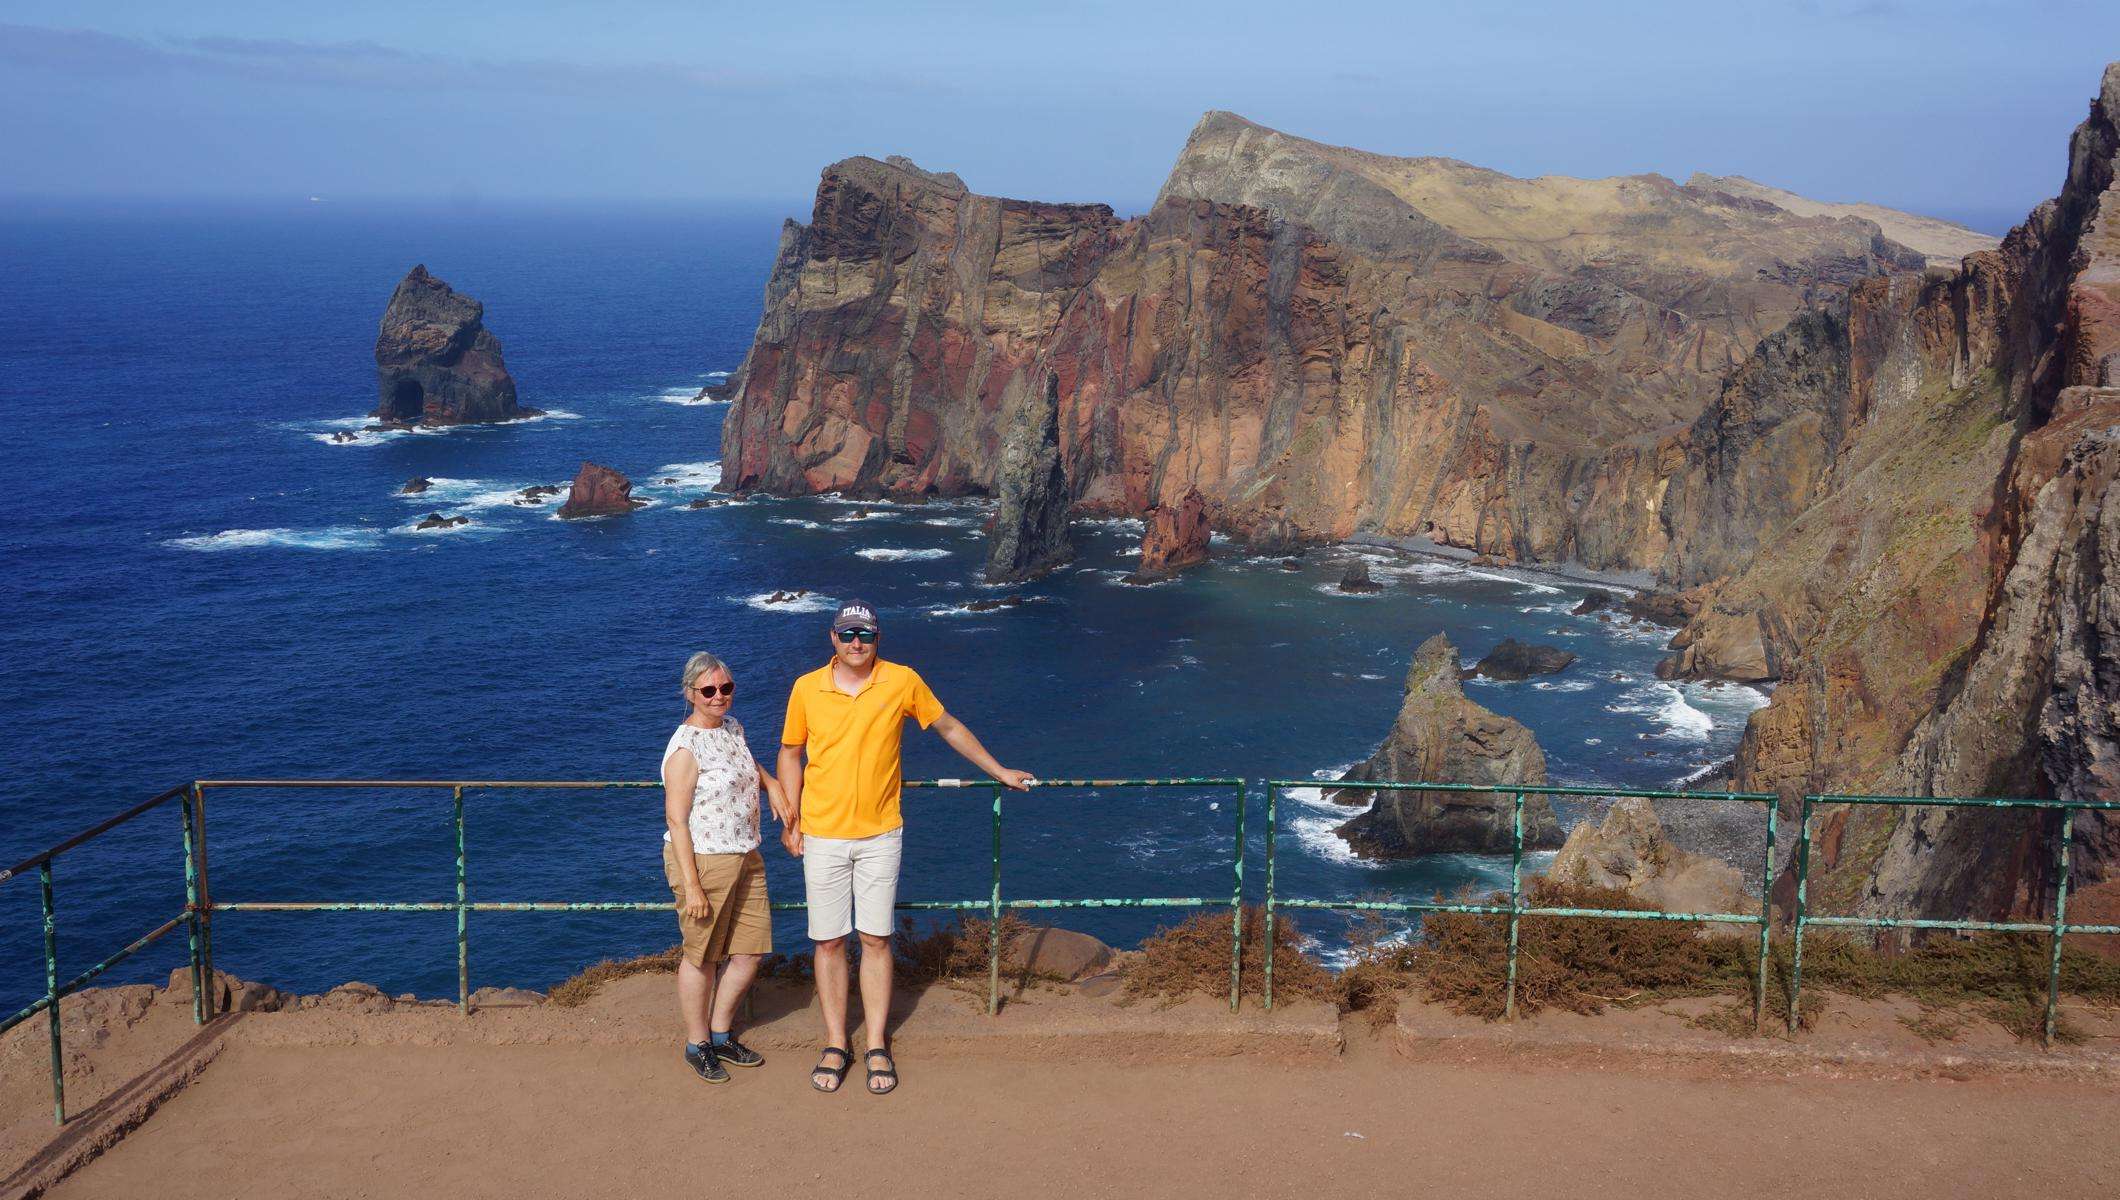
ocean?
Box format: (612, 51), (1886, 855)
(0, 200), (1768, 1014)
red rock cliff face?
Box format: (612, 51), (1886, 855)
(721, 123), (1929, 570)
(1658, 64), (2120, 918)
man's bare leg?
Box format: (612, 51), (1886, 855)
(813, 935), (851, 1089)
(857, 930), (894, 1090)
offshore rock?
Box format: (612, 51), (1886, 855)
(1337, 561), (1383, 593)
(720, 126), (1934, 567)
(373, 265), (527, 425)
(556, 462), (646, 519)
(1548, 797), (1754, 918)
(1334, 634), (1562, 856)
(1472, 639), (1576, 680)
(1131, 490), (1210, 580)
(984, 371), (1075, 582)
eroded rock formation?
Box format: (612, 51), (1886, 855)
(374, 266), (527, 425)
(1472, 639), (1576, 681)
(557, 462), (645, 519)
(1333, 634), (1561, 856)
(1548, 797), (1754, 918)
(1132, 490), (1209, 580)
(984, 371), (1074, 582)
(719, 120), (1946, 569)
(1656, 63), (2120, 917)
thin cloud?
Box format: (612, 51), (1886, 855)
(2, 22), (949, 99)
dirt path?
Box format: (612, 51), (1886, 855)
(49, 1029), (2120, 1200)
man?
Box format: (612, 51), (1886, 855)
(779, 600), (1033, 1096)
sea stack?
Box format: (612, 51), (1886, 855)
(1129, 490), (1210, 582)
(1333, 633), (1562, 856)
(556, 462), (646, 519)
(373, 265), (528, 425)
(983, 372), (1074, 583)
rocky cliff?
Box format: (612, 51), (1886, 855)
(720, 120), (1933, 570)
(1656, 63), (2120, 918)
(1333, 634), (1561, 856)
(374, 265), (526, 425)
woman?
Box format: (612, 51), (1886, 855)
(663, 651), (794, 1084)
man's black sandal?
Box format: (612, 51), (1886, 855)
(711, 1034), (764, 1068)
(811, 1045), (851, 1093)
(865, 1047), (898, 1095)
(684, 1042), (729, 1085)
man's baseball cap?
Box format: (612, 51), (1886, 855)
(831, 600), (880, 633)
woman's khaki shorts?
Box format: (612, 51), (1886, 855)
(663, 845), (773, 966)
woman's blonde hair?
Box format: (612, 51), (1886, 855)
(680, 651), (728, 711)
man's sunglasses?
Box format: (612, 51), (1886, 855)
(835, 628), (878, 645)
(695, 681), (735, 697)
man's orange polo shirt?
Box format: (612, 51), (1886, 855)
(781, 659), (945, 840)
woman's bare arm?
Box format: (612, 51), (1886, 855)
(664, 749), (709, 919)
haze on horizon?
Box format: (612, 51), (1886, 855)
(5, 1), (2116, 233)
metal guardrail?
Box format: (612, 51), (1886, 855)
(7, 775), (2120, 1128)
(1261, 781), (2120, 1047)
(1, 776), (1244, 1125)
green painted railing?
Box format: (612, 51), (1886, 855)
(8, 774), (2119, 1128)
(1, 776), (1244, 1125)
(1262, 781), (2120, 1046)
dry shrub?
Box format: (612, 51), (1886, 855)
(1122, 905), (1333, 1006)
(1411, 879), (1730, 1019)
(547, 945), (682, 1007)
(895, 912), (1041, 985)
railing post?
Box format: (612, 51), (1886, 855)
(2044, 806), (2075, 1048)
(987, 784), (1002, 1017)
(1503, 791), (1526, 1021)
(455, 786), (469, 1015)
(1787, 795), (1813, 1035)
(40, 862), (64, 1124)
(195, 784), (215, 1022)
(181, 784), (206, 1026)
(1752, 794), (1778, 1030)
(1264, 784), (1279, 1012)
(1228, 780), (1246, 1013)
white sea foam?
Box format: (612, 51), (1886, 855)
(1082, 516), (1146, 533)
(855, 547), (951, 562)
(1282, 763), (1364, 811)
(1605, 682), (1714, 740)
(166, 527), (383, 552)
(1290, 814), (1373, 867)
(1530, 679), (1594, 693)
(768, 518), (844, 532)
(648, 460), (723, 491)
(920, 516), (980, 528)
(1313, 582), (1386, 598)
(738, 591), (835, 614)
(395, 518), (480, 536)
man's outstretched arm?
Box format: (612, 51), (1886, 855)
(930, 712), (1033, 790)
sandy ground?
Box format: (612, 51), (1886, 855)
(43, 1029), (2120, 1200)
(8, 969), (2120, 1200)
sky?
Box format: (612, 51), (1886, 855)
(4, 1), (2116, 228)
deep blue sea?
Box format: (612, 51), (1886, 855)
(0, 200), (1768, 1015)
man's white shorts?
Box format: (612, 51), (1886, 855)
(802, 827), (904, 941)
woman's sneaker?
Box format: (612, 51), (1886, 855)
(711, 1035), (764, 1068)
(684, 1042), (729, 1084)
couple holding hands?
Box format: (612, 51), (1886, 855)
(660, 600), (1033, 1095)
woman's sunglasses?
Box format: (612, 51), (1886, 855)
(835, 628), (878, 645)
(694, 681), (735, 698)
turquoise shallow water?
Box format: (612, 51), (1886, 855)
(0, 201), (1765, 1011)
